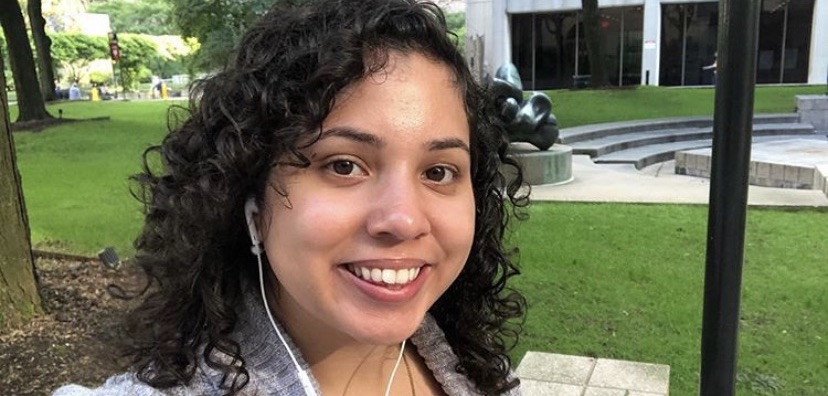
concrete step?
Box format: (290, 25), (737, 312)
(571, 123), (816, 158)
(675, 138), (828, 190)
(594, 134), (823, 170)
(558, 113), (799, 144)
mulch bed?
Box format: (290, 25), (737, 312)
(0, 258), (144, 395)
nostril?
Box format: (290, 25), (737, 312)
(366, 206), (430, 241)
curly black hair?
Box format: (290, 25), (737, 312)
(124, 1), (528, 395)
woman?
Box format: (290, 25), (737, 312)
(54, 0), (527, 395)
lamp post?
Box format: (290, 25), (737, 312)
(699, 0), (762, 394)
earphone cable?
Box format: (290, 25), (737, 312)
(256, 250), (318, 396)
(384, 339), (407, 396)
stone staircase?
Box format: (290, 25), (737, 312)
(558, 114), (824, 169)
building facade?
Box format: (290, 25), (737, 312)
(465, 0), (828, 89)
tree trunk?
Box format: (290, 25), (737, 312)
(581, 0), (610, 87)
(0, 50), (43, 329)
(28, 0), (57, 102)
(0, 0), (52, 122)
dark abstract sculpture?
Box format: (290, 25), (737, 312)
(489, 64), (559, 151)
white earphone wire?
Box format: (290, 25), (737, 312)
(384, 339), (407, 396)
(256, 248), (318, 396)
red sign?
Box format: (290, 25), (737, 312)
(108, 33), (120, 61)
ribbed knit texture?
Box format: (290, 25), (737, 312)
(52, 287), (520, 396)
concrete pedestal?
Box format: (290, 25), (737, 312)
(797, 95), (828, 132)
(506, 143), (573, 186)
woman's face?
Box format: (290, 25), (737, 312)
(261, 52), (475, 346)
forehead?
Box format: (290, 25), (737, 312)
(321, 52), (469, 140)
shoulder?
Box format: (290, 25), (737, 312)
(51, 371), (234, 396)
(412, 315), (522, 395)
(52, 373), (169, 396)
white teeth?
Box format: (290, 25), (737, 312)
(371, 268), (382, 282)
(382, 269), (396, 284)
(350, 265), (422, 285)
(395, 269), (408, 284)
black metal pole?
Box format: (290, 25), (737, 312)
(699, 0), (762, 395)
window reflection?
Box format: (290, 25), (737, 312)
(660, 0), (813, 86)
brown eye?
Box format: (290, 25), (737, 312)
(424, 166), (455, 184)
(326, 159), (366, 177)
(332, 160), (355, 175)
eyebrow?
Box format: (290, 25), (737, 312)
(429, 138), (470, 154)
(319, 126), (470, 153)
(320, 127), (384, 147)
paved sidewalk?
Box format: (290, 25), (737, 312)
(529, 155), (828, 207)
(517, 352), (670, 396)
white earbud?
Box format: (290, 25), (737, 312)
(246, 196), (318, 395)
(244, 197), (262, 255)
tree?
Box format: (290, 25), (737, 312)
(0, 48), (43, 329)
(0, 36), (12, 90)
(87, 0), (177, 36)
(51, 33), (109, 83)
(581, 0), (609, 87)
(0, 0), (52, 122)
(118, 34), (159, 90)
(166, 0), (273, 71)
(28, 0), (57, 101)
(446, 12), (465, 52)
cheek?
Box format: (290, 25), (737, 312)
(267, 197), (356, 254)
(439, 196), (476, 259)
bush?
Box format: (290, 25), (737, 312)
(88, 70), (114, 85)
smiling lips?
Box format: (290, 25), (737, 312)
(346, 264), (423, 286)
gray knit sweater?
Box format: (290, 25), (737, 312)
(53, 289), (520, 396)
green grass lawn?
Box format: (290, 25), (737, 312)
(547, 85), (826, 127)
(9, 85), (827, 395)
(11, 100), (173, 255)
(510, 203), (828, 395)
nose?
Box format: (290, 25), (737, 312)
(365, 174), (431, 241)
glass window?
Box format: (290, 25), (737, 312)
(534, 13), (578, 89)
(661, 0), (813, 86)
(660, 4), (685, 86)
(660, 3), (718, 86)
(510, 13), (534, 88)
(781, 0), (813, 83)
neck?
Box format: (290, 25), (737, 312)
(264, 278), (414, 395)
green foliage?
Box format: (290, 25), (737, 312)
(88, 69), (113, 85)
(117, 34), (158, 90)
(50, 33), (108, 82)
(445, 12), (465, 52)
(1, 35), (11, 90)
(445, 12), (465, 33)
(50, 34), (108, 63)
(167, 0), (294, 71)
(48, 32), (197, 87)
(87, 0), (176, 35)
(145, 36), (199, 78)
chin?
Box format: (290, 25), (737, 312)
(344, 314), (425, 345)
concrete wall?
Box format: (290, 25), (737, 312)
(809, 0), (828, 85)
